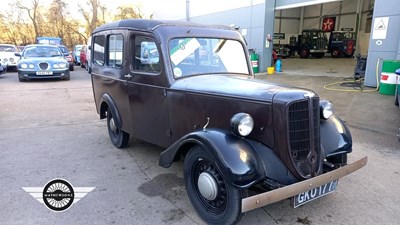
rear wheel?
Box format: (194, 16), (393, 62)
(107, 108), (129, 148)
(184, 146), (246, 225)
(331, 49), (341, 58)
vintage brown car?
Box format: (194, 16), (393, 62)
(90, 19), (367, 225)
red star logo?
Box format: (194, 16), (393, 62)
(322, 18), (335, 31)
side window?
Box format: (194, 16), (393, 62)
(108, 34), (123, 67)
(132, 36), (160, 73)
(93, 35), (105, 66)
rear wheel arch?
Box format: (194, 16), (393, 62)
(99, 94), (121, 128)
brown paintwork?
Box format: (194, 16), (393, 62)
(90, 19), (355, 183)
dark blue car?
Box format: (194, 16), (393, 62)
(15, 44), (70, 82)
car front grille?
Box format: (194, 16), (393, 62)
(39, 62), (49, 70)
(288, 97), (320, 178)
(317, 39), (327, 50)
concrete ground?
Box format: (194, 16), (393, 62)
(0, 59), (399, 225)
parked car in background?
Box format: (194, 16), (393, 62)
(72, 45), (84, 65)
(15, 44), (70, 82)
(0, 62), (6, 74)
(86, 36), (92, 73)
(80, 45), (87, 69)
(58, 45), (74, 71)
(36, 37), (63, 45)
(0, 44), (20, 72)
(90, 19), (367, 225)
(328, 31), (356, 58)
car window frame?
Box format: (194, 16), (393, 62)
(93, 35), (106, 66)
(107, 33), (124, 68)
(129, 34), (162, 76)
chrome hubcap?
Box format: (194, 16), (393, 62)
(110, 117), (117, 133)
(198, 172), (218, 200)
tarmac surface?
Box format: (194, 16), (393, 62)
(0, 60), (399, 225)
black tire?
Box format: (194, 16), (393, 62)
(64, 75), (70, 81)
(331, 49), (341, 58)
(18, 76), (26, 82)
(299, 48), (309, 58)
(106, 108), (129, 148)
(395, 87), (399, 106)
(184, 146), (246, 225)
(70, 65), (74, 71)
(344, 52), (354, 58)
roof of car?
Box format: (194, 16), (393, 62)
(25, 44), (61, 48)
(0, 44), (17, 47)
(93, 19), (231, 33)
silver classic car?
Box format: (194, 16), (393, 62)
(15, 44), (70, 82)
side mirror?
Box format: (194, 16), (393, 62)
(15, 52), (21, 57)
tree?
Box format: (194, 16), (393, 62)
(114, 5), (143, 21)
(16, 0), (42, 40)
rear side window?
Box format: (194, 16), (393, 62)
(108, 34), (123, 67)
(93, 36), (105, 66)
(132, 36), (160, 73)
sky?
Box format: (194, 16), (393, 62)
(0, 0), (172, 19)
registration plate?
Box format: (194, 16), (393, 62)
(292, 180), (338, 208)
(36, 71), (53, 75)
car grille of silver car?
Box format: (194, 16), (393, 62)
(39, 62), (49, 70)
(288, 97), (321, 179)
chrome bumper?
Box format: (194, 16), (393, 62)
(241, 156), (368, 212)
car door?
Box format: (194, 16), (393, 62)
(127, 34), (171, 148)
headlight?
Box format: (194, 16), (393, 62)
(320, 100), (334, 120)
(21, 63), (28, 69)
(230, 113), (254, 136)
(29, 64), (34, 69)
(53, 64), (59, 68)
(59, 63), (67, 68)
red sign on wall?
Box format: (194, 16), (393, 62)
(322, 17), (336, 32)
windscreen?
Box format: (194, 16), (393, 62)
(169, 38), (249, 78)
(23, 46), (62, 58)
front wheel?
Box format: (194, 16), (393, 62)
(184, 146), (246, 225)
(299, 48), (310, 58)
(106, 109), (129, 148)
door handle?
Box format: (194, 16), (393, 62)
(124, 74), (132, 78)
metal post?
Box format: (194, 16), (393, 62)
(261, 0), (276, 72)
(299, 7), (304, 33)
(186, 0), (190, 22)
